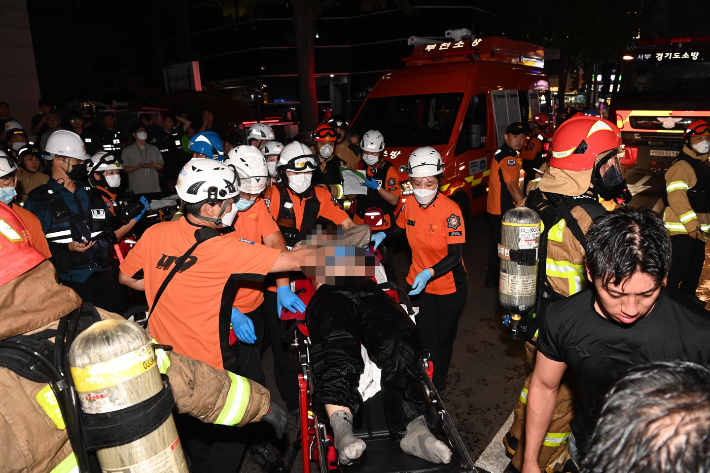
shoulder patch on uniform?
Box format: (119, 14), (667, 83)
(446, 214), (461, 230)
(387, 177), (396, 187)
(507, 159), (517, 166)
(407, 219), (416, 226)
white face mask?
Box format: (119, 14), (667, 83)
(693, 140), (710, 155)
(362, 153), (379, 166)
(413, 188), (437, 205)
(319, 144), (334, 159)
(136, 131), (148, 142)
(288, 173), (312, 194)
(105, 174), (121, 188)
(267, 161), (278, 178)
(220, 203), (239, 226)
(12, 141), (27, 152)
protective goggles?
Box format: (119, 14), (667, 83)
(89, 152), (121, 174)
(688, 123), (710, 136)
(282, 155), (318, 171)
(313, 127), (338, 141)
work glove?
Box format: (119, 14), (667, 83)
(370, 232), (386, 251)
(262, 402), (287, 439)
(408, 269), (433, 296)
(134, 196), (150, 222)
(231, 307), (256, 344)
(277, 285), (306, 318)
(361, 176), (380, 191)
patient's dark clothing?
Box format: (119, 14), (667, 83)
(307, 279), (432, 437)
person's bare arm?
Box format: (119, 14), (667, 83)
(176, 116), (192, 130)
(114, 219), (137, 239)
(269, 247), (317, 273)
(31, 115), (48, 135)
(148, 162), (164, 172)
(505, 179), (524, 206)
(119, 270), (145, 291)
(378, 187), (399, 206)
(263, 231), (290, 287)
(339, 216), (356, 231)
(521, 352), (567, 473)
(123, 165), (142, 174)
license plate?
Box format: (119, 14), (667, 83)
(649, 150), (679, 157)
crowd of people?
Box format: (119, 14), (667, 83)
(1, 94), (710, 473)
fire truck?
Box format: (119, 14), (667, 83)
(612, 36), (710, 174)
(350, 33), (549, 218)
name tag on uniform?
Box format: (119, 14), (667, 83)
(284, 202), (294, 209)
(145, 169), (151, 176)
(239, 238), (255, 245)
(92, 209), (106, 220)
(85, 138), (92, 142)
(407, 220), (416, 226)
(175, 140), (181, 146)
(113, 139), (120, 144)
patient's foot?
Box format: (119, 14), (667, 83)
(400, 415), (452, 464)
(329, 410), (366, 465)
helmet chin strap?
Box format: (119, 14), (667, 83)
(194, 199), (231, 227)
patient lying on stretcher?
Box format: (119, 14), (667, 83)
(298, 231), (452, 466)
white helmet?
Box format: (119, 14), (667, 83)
(247, 123), (275, 142)
(262, 141), (284, 157)
(45, 130), (90, 160)
(361, 130), (385, 152)
(223, 145), (269, 195)
(277, 142), (317, 173)
(0, 151), (18, 178)
(88, 151), (122, 175)
(407, 146), (443, 177)
(176, 158), (238, 204)
(3, 120), (22, 131)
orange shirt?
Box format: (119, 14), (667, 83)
(396, 194), (466, 295)
(12, 204), (51, 258)
(520, 136), (543, 162)
(232, 198), (280, 313)
(487, 143), (521, 215)
(352, 163), (401, 230)
(266, 185), (349, 228)
(120, 217), (280, 369)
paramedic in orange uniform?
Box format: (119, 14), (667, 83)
(119, 158), (314, 472)
(392, 146), (468, 391)
(521, 113), (550, 192)
(485, 122), (526, 287)
(225, 145), (305, 415)
(0, 153), (51, 257)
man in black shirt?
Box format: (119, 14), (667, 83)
(522, 208), (710, 473)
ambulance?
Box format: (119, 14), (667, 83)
(350, 34), (549, 218)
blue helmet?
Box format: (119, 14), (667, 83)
(188, 131), (224, 160)
(583, 109), (601, 117)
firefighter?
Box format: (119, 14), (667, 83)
(0, 152), (51, 257)
(663, 119), (710, 306)
(327, 115), (360, 169)
(118, 158), (315, 471)
(15, 144), (49, 202)
(388, 147), (468, 391)
(247, 123), (276, 151)
(311, 124), (347, 199)
(0, 202), (286, 473)
(23, 131), (126, 312)
(505, 115), (632, 473)
(187, 130), (224, 160)
(262, 140), (284, 184)
(521, 113), (551, 193)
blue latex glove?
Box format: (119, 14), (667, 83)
(361, 176), (380, 190)
(408, 269), (433, 296)
(135, 196), (150, 222)
(277, 285), (306, 318)
(371, 232), (386, 251)
(231, 308), (256, 344)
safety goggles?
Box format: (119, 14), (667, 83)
(313, 127), (338, 141)
(282, 155), (318, 171)
(689, 123), (710, 136)
(90, 152), (121, 174)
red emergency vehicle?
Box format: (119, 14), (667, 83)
(612, 36), (710, 173)
(350, 35), (549, 217)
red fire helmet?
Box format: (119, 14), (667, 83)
(549, 116), (621, 171)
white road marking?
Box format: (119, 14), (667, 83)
(628, 175), (652, 196)
(475, 411), (515, 473)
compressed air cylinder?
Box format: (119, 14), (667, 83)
(69, 319), (188, 473)
(499, 206), (541, 314)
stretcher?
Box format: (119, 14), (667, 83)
(286, 248), (476, 473)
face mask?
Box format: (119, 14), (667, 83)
(413, 188), (437, 205)
(136, 131), (148, 141)
(693, 140), (710, 155)
(65, 161), (87, 181)
(319, 144), (334, 159)
(267, 161), (278, 178)
(0, 187), (16, 205)
(288, 173), (313, 194)
(236, 197), (256, 211)
(105, 174), (121, 188)
(12, 141), (27, 152)
(362, 153), (379, 166)
(220, 203), (239, 226)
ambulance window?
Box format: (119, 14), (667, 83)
(518, 90), (530, 123)
(455, 93), (488, 155)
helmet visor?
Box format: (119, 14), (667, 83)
(283, 155), (318, 172)
(597, 150), (625, 188)
(313, 127), (337, 141)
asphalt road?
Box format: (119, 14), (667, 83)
(243, 168), (678, 473)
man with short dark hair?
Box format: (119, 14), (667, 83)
(521, 208), (710, 473)
(38, 110), (64, 150)
(581, 361), (710, 473)
(69, 111), (99, 155)
(120, 123), (164, 199)
(98, 112), (129, 152)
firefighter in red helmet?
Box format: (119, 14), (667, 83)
(311, 123), (348, 199)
